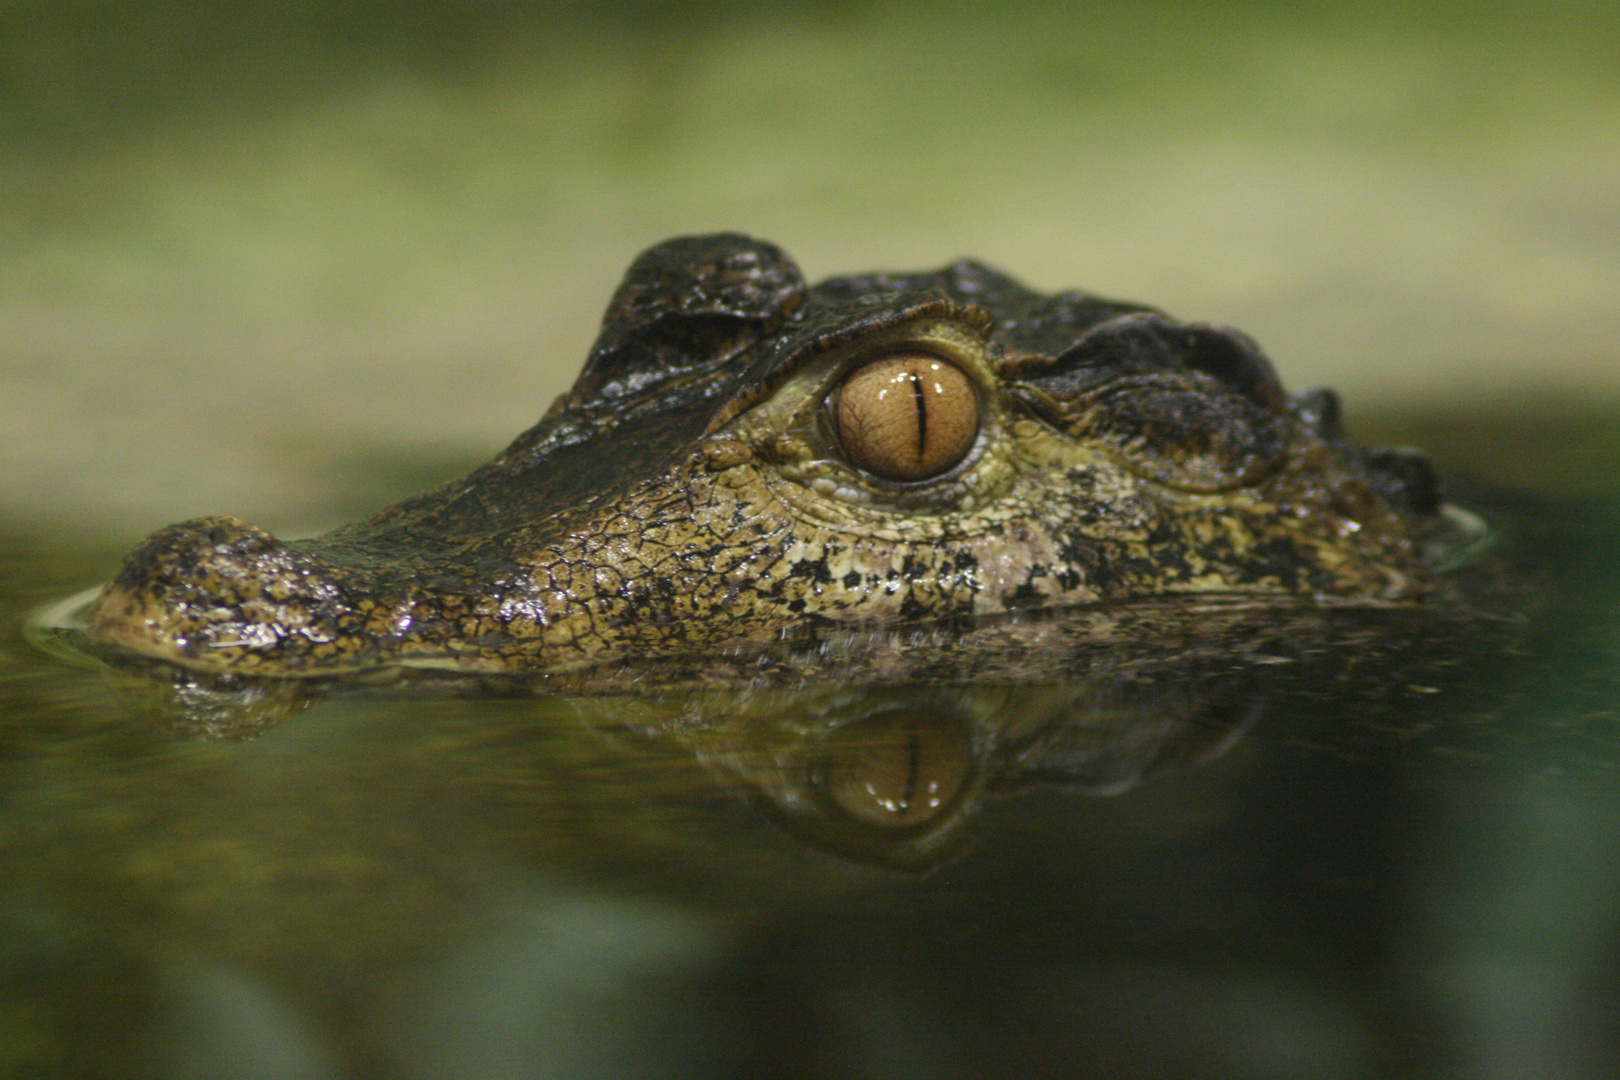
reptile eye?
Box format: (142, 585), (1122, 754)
(833, 354), (978, 482)
(822, 709), (971, 828)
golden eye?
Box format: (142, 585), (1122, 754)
(834, 354), (979, 482)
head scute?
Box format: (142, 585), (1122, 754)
(568, 233), (808, 408)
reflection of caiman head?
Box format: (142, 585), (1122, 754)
(80, 579), (1515, 872)
(575, 667), (1263, 873)
(70, 537), (1512, 872)
(560, 573), (1516, 872)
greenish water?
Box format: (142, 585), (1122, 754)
(2, 426), (1618, 1078)
(2, 3), (1618, 1076)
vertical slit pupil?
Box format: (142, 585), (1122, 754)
(910, 373), (927, 454)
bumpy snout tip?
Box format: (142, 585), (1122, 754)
(84, 516), (355, 675)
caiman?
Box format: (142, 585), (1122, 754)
(83, 233), (1475, 681)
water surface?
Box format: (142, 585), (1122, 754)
(1, 422), (1618, 1079)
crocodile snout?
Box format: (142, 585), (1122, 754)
(85, 516), (374, 674)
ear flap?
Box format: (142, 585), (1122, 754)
(1020, 312), (1286, 410)
(1015, 313), (1293, 493)
(1177, 323), (1288, 412)
(567, 233), (807, 407)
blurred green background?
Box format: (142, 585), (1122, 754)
(2, 0), (1616, 531)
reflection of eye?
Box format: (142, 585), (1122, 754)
(832, 355), (978, 482)
(823, 709), (970, 828)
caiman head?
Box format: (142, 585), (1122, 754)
(84, 233), (1463, 678)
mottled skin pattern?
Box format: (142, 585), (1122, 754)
(85, 234), (1454, 678)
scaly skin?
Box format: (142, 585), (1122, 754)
(85, 234), (1450, 678)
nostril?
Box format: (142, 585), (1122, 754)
(107, 516), (283, 594)
(85, 516), (354, 672)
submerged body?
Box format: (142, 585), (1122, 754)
(86, 234), (1457, 678)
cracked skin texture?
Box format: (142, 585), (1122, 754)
(84, 233), (1454, 678)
